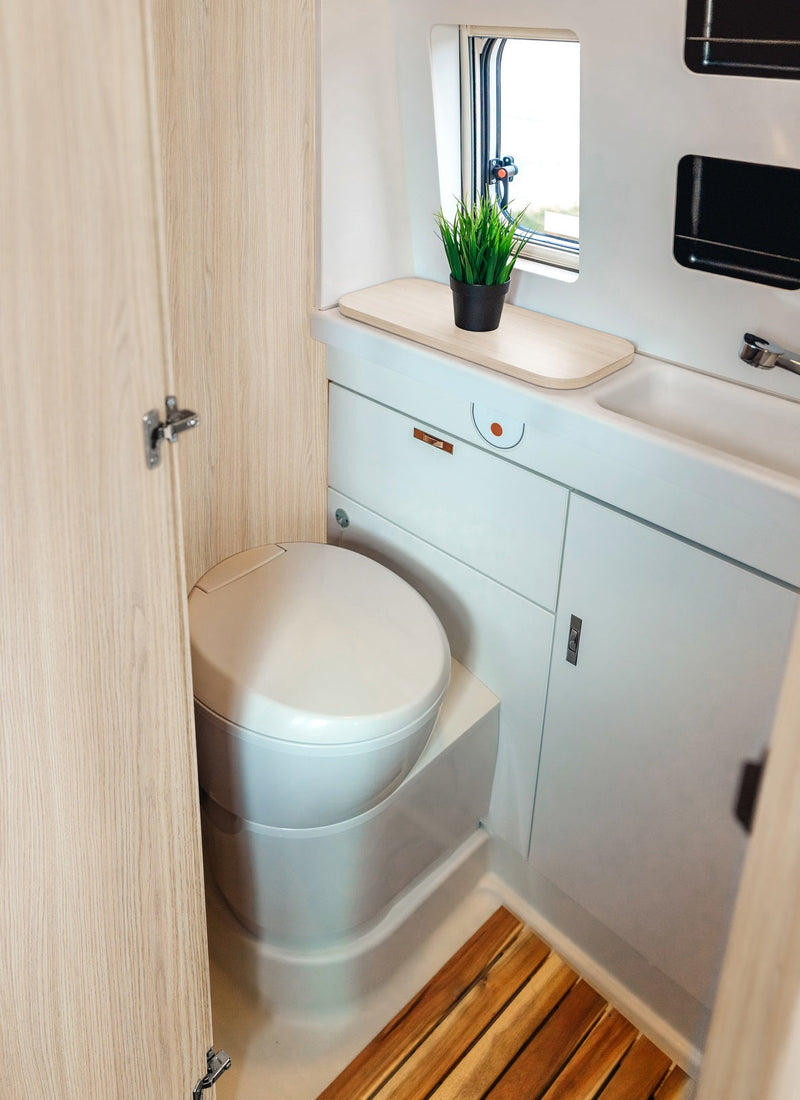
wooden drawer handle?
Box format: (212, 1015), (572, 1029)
(413, 427), (454, 454)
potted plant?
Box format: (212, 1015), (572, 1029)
(435, 193), (527, 332)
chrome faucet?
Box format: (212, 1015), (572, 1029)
(740, 333), (800, 375)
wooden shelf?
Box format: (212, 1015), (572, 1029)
(338, 278), (635, 390)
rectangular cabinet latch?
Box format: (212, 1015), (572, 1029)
(566, 614), (582, 665)
(192, 1047), (231, 1098)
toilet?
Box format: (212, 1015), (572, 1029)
(190, 541), (500, 972)
(189, 542), (450, 831)
(190, 542), (461, 946)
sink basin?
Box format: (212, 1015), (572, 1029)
(596, 366), (800, 480)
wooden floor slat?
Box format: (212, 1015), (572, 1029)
(484, 979), (607, 1099)
(428, 953), (578, 1099)
(540, 1009), (638, 1100)
(374, 927), (551, 1100)
(317, 907), (694, 1100)
(597, 1034), (672, 1099)
(654, 1065), (694, 1099)
(316, 906), (524, 1100)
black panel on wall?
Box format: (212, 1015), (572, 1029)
(685, 0), (800, 79)
(674, 156), (800, 289)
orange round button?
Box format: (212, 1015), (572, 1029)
(472, 403), (524, 448)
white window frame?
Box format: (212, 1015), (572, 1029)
(460, 26), (581, 273)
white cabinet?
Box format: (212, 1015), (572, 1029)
(327, 383), (569, 854)
(328, 385), (568, 610)
(529, 495), (797, 1008)
(327, 370), (799, 1006)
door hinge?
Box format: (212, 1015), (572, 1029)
(144, 395), (200, 469)
(192, 1047), (231, 1098)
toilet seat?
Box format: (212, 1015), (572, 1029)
(188, 543), (451, 828)
(189, 542), (450, 745)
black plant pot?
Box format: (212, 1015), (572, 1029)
(449, 276), (510, 332)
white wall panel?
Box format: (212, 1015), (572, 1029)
(319, 0), (800, 397)
(318, 0), (414, 308)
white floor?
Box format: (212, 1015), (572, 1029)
(207, 872), (510, 1099)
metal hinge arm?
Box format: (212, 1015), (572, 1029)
(192, 1047), (231, 1098)
(144, 395), (200, 468)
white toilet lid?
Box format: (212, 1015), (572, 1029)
(189, 543), (450, 746)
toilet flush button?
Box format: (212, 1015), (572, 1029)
(471, 403), (525, 449)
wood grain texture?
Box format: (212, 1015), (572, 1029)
(599, 1034), (672, 1099)
(319, 907), (688, 1100)
(696, 608), (800, 1100)
(540, 1009), (637, 1100)
(655, 1066), (695, 1099)
(376, 928), (551, 1100)
(318, 907), (525, 1100)
(338, 278), (635, 390)
(0, 0), (212, 1094)
(429, 953), (579, 1099)
(152, 0), (327, 588)
(484, 980), (607, 1099)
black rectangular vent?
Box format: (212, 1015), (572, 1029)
(673, 156), (800, 290)
(685, 0), (800, 79)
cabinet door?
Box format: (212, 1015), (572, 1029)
(329, 492), (555, 856)
(529, 495), (797, 1008)
(0, 2), (213, 1094)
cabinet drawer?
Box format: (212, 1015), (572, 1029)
(329, 384), (568, 609)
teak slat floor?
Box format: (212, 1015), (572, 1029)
(318, 907), (693, 1100)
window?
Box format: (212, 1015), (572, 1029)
(461, 28), (580, 272)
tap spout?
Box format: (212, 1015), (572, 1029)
(740, 333), (800, 375)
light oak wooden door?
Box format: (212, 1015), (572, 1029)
(0, 1), (214, 1096)
(697, 609), (800, 1098)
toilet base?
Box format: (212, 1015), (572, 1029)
(201, 659), (499, 1012)
(205, 827), (490, 1016)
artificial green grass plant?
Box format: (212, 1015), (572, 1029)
(435, 193), (528, 286)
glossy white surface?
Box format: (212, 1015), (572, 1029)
(471, 402), (525, 449)
(195, 697), (440, 829)
(319, 311), (800, 1052)
(315, 309), (800, 588)
(189, 541), (450, 745)
(597, 361), (800, 480)
(329, 386), (568, 610)
(530, 495), (797, 1009)
(328, 491), (555, 857)
(202, 659), (498, 951)
(319, 0), (800, 400)
(206, 846), (500, 1100)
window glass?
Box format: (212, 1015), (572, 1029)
(499, 40), (580, 241)
(465, 31), (580, 271)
